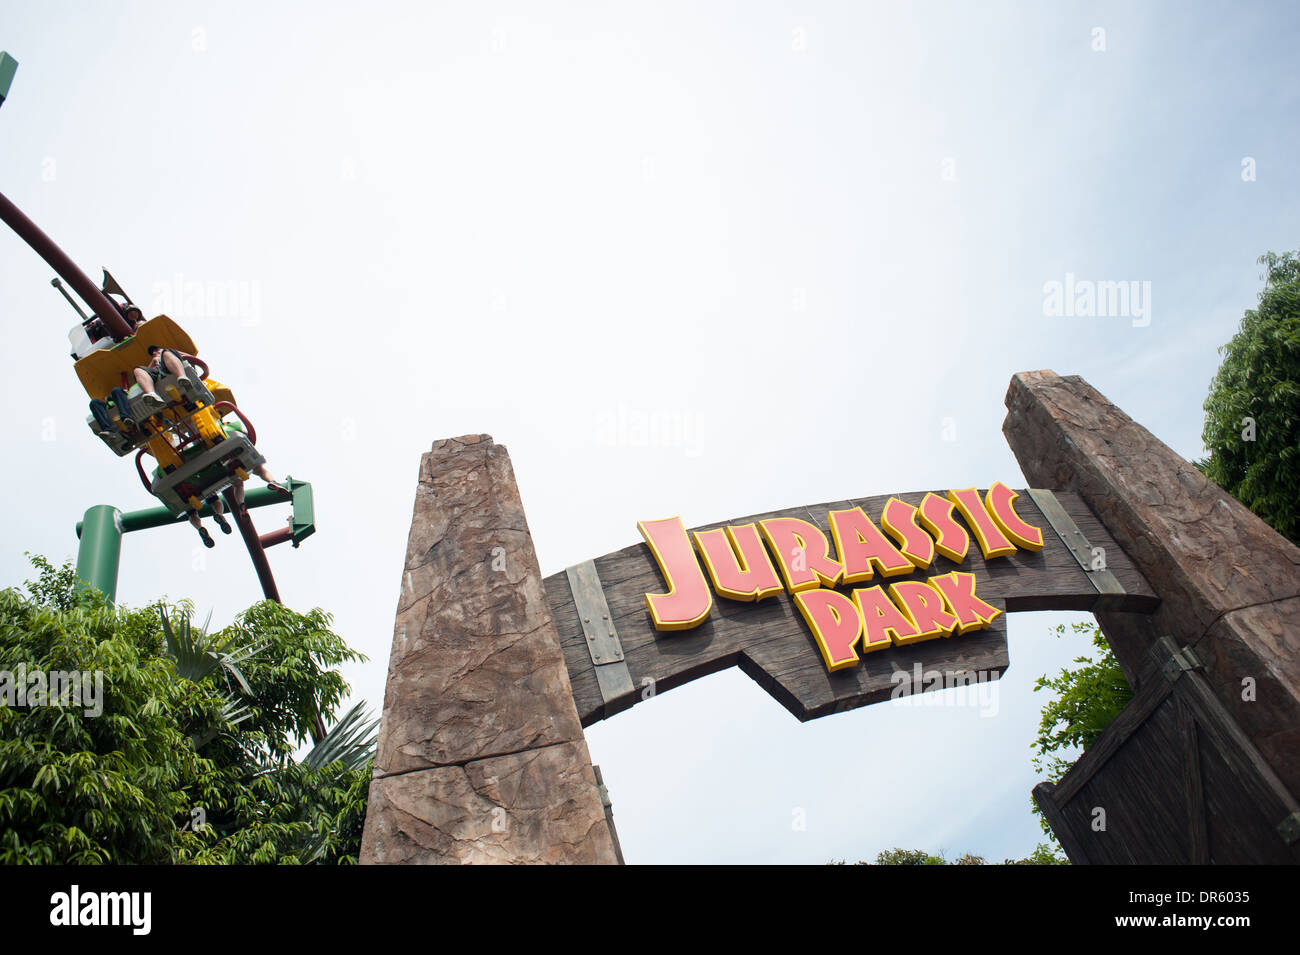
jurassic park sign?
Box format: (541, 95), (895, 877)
(542, 485), (1156, 726)
(637, 482), (1041, 672)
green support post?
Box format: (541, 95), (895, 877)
(75, 505), (124, 602)
(71, 480), (315, 604)
(0, 52), (17, 109)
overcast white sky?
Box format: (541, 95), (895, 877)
(1, 1), (1297, 863)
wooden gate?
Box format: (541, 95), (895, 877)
(1035, 636), (1300, 864)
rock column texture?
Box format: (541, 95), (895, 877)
(359, 435), (620, 864)
(1004, 371), (1300, 796)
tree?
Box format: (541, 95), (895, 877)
(1199, 249), (1300, 543)
(829, 844), (1066, 865)
(0, 555), (374, 864)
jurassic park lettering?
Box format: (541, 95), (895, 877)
(638, 483), (1045, 673)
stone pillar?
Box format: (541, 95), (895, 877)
(1003, 371), (1300, 796)
(359, 435), (621, 864)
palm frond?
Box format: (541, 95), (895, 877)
(191, 695), (256, 750)
(301, 703), (378, 772)
(160, 605), (262, 693)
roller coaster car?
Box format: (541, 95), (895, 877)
(84, 367), (219, 457)
(149, 427), (267, 518)
(74, 314), (262, 516)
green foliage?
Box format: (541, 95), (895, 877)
(873, 848), (949, 865)
(830, 843), (1066, 865)
(218, 601), (363, 760)
(1199, 249), (1300, 543)
(1006, 842), (1071, 865)
(21, 554), (80, 611)
(1031, 622), (1134, 781)
(0, 556), (373, 864)
(159, 606), (256, 692)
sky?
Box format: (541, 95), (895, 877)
(0, 1), (1297, 864)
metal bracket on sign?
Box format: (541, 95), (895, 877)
(1026, 488), (1129, 611)
(566, 560), (635, 711)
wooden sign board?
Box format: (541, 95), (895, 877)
(544, 488), (1157, 727)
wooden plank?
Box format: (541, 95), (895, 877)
(1033, 782), (1092, 864)
(1063, 696), (1193, 863)
(1177, 697), (1209, 864)
(1194, 728), (1300, 863)
(545, 488), (1157, 726)
(1052, 673), (1172, 805)
(1173, 669), (1300, 860)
